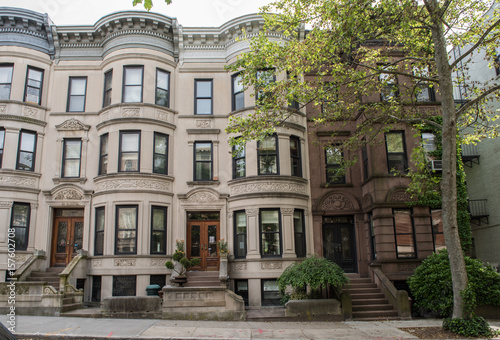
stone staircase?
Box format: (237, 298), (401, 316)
(344, 276), (398, 320)
(184, 271), (222, 287)
(25, 267), (82, 313)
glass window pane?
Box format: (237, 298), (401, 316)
(20, 133), (35, 152)
(155, 135), (167, 154)
(233, 75), (243, 92)
(121, 134), (139, 152)
(118, 207), (137, 229)
(96, 209), (105, 232)
(28, 68), (43, 82)
(195, 143), (212, 161)
(0, 130), (4, 149)
(100, 135), (108, 156)
(154, 155), (167, 173)
(290, 138), (299, 156)
(157, 70), (169, 90)
(156, 89), (169, 107)
(293, 211), (303, 233)
(13, 204), (29, 227)
(125, 68), (142, 85)
(120, 153), (138, 171)
(64, 159), (80, 177)
(14, 227), (28, 250)
(0, 84), (11, 100)
(116, 231), (136, 253)
(261, 210), (279, 230)
(260, 137), (276, 152)
(191, 225), (200, 257)
(0, 66), (13, 83)
(386, 133), (404, 152)
(69, 96), (85, 111)
(152, 208), (166, 231)
(152, 231), (165, 253)
(422, 132), (436, 152)
(65, 140), (81, 158)
(70, 78), (86, 95)
(124, 86), (141, 102)
(18, 151), (33, 169)
(196, 99), (212, 114)
(235, 159), (245, 177)
(104, 72), (112, 90)
(234, 92), (244, 110)
(197, 81), (211, 97)
(262, 233), (280, 255)
(196, 162), (211, 180)
(259, 155), (277, 174)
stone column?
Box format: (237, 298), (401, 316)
(245, 208), (260, 259)
(278, 134), (291, 176)
(281, 208), (296, 258)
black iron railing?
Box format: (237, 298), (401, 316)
(468, 199), (488, 218)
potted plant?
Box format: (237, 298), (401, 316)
(218, 238), (229, 258)
(165, 240), (201, 286)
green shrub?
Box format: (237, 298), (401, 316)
(443, 316), (497, 338)
(277, 256), (349, 304)
(407, 249), (500, 317)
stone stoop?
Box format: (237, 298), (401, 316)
(25, 267), (64, 290)
(246, 307), (286, 321)
(184, 271), (223, 287)
(344, 276), (399, 320)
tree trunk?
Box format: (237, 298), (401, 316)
(428, 0), (468, 319)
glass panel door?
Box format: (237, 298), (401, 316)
(52, 214), (84, 267)
(187, 219), (219, 271)
(322, 217), (357, 273)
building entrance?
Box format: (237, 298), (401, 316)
(322, 216), (357, 273)
(51, 209), (84, 267)
(186, 212), (220, 271)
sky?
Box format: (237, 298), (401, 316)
(3, 0), (273, 27)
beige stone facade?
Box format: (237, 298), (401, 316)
(0, 7), (440, 310)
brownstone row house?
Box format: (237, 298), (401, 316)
(0, 7), (444, 317)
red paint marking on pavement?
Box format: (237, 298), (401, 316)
(259, 329), (263, 334)
(107, 332), (113, 337)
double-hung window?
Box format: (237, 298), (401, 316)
(232, 143), (245, 179)
(153, 132), (168, 175)
(11, 203), (30, 251)
(103, 70), (112, 107)
(256, 68), (275, 103)
(0, 64), (14, 100)
(156, 68), (170, 107)
(24, 66), (44, 105)
(119, 131), (140, 172)
(151, 206), (167, 255)
(98, 134), (108, 175)
(195, 79), (213, 115)
(414, 66), (435, 102)
(67, 77), (87, 112)
(260, 209), (282, 257)
(325, 145), (345, 184)
(0, 128), (5, 168)
(393, 209), (416, 259)
(379, 66), (398, 101)
(290, 136), (302, 177)
(385, 131), (408, 174)
(431, 209), (445, 252)
(17, 130), (37, 171)
(194, 142), (212, 181)
(232, 73), (244, 111)
(258, 135), (279, 175)
(115, 205), (138, 255)
(361, 140), (369, 181)
(293, 210), (306, 258)
(94, 207), (105, 256)
(122, 66), (143, 103)
(421, 132), (437, 152)
(62, 138), (82, 178)
(234, 211), (247, 258)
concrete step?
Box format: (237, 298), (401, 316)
(62, 302), (82, 313)
(61, 307), (101, 318)
(351, 298), (389, 306)
(345, 283), (377, 289)
(350, 293), (386, 300)
(30, 271), (59, 278)
(187, 271), (219, 277)
(352, 309), (398, 319)
(25, 277), (59, 283)
(183, 281), (221, 287)
(47, 267), (65, 273)
(345, 287), (381, 294)
(63, 297), (74, 304)
(352, 304), (394, 312)
(246, 307), (286, 321)
(347, 278), (372, 284)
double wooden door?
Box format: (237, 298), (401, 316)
(187, 221), (220, 271)
(322, 221), (357, 273)
(51, 217), (84, 267)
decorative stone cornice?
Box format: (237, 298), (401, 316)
(56, 118), (90, 131)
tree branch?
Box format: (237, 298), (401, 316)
(450, 18), (500, 69)
(455, 82), (500, 118)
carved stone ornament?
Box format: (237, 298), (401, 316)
(186, 192), (220, 204)
(16, 286), (29, 295)
(0, 105), (6, 113)
(245, 208), (259, 216)
(43, 286), (58, 295)
(313, 215), (323, 223)
(230, 182), (307, 196)
(114, 259), (136, 267)
(23, 106), (38, 118)
(0, 176), (37, 187)
(95, 179), (170, 192)
(234, 263), (247, 271)
(227, 211), (234, 219)
(261, 262), (283, 270)
(195, 119), (212, 128)
(0, 201), (12, 208)
(56, 118), (90, 131)
(53, 189), (84, 200)
(398, 263), (419, 272)
(391, 190), (414, 203)
(151, 259), (165, 267)
(100, 111), (110, 122)
(280, 208), (294, 215)
(122, 108), (140, 117)
(156, 110), (170, 122)
(320, 193), (355, 211)
(362, 194), (373, 208)
(15, 254), (28, 263)
(92, 259), (102, 267)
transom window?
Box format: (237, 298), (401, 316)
(119, 131), (140, 172)
(0, 64), (14, 100)
(62, 138), (82, 178)
(17, 130), (37, 171)
(67, 77), (87, 112)
(122, 66), (143, 103)
(156, 68), (170, 107)
(24, 66), (44, 105)
(195, 79), (213, 115)
(258, 135), (279, 175)
(194, 142), (213, 181)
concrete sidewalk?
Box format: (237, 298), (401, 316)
(0, 315), (499, 340)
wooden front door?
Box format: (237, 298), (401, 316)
(187, 221), (220, 271)
(51, 216), (84, 267)
(322, 217), (357, 273)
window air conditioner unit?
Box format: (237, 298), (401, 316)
(431, 160), (443, 171)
